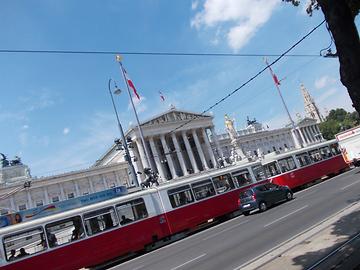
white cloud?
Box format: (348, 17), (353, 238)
(191, 0), (279, 51)
(191, 0), (199, 10)
(63, 127), (70, 135)
(127, 96), (148, 114)
(314, 75), (337, 89)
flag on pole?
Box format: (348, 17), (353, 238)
(159, 91), (165, 101)
(264, 57), (281, 87)
(123, 68), (141, 100)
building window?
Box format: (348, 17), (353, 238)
(52, 196), (60, 203)
(35, 200), (44, 207)
(67, 193), (75, 199)
(18, 204), (27, 211)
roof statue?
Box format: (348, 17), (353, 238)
(224, 114), (237, 140)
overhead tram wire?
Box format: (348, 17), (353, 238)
(0, 49), (320, 58)
(170, 19), (326, 134)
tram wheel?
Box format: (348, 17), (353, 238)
(259, 202), (267, 212)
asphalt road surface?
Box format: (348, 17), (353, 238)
(109, 168), (360, 270)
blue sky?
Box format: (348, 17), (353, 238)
(0, 0), (356, 177)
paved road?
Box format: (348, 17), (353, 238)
(109, 168), (360, 270)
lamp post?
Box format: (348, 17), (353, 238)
(108, 78), (139, 187)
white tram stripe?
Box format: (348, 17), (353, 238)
(341, 180), (360, 190)
(202, 220), (249, 241)
(264, 205), (308, 228)
(170, 253), (207, 270)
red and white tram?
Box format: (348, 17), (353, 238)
(0, 160), (267, 270)
(261, 139), (349, 189)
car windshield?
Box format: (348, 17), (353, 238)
(239, 189), (253, 198)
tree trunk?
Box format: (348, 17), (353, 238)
(317, 0), (360, 113)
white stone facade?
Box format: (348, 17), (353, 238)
(0, 163), (130, 214)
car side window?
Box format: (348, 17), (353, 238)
(256, 185), (267, 192)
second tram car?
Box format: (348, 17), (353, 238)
(261, 139), (349, 189)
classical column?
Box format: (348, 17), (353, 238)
(149, 136), (167, 181)
(210, 126), (224, 158)
(201, 128), (216, 168)
(59, 184), (66, 200)
(26, 191), (33, 208)
(182, 131), (199, 173)
(192, 129), (209, 170)
(136, 139), (148, 170)
(101, 175), (107, 189)
(10, 197), (16, 212)
(297, 128), (307, 147)
(302, 127), (310, 144)
(88, 178), (95, 193)
(306, 127), (314, 143)
(160, 134), (178, 178)
(74, 182), (80, 197)
(171, 132), (188, 176)
(43, 187), (50, 204)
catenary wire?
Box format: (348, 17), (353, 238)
(169, 20), (326, 133)
(0, 49), (320, 58)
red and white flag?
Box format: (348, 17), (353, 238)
(159, 91), (165, 101)
(265, 58), (281, 87)
(122, 68), (141, 100)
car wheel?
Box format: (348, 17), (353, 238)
(286, 191), (293, 201)
(259, 202), (267, 212)
(243, 211), (250, 216)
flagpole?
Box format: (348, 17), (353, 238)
(116, 56), (151, 169)
(264, 57), (303, 148)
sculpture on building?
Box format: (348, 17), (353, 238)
(140, 168), (159, 189)
(0, 153), (9, 168)
(224, 115), (245, 161)
(224, 114), (237, 140)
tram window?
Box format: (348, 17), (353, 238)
(263, 162), (281, 177)
(212, 174), (234, 193)
(83, 207), (118, 236)
(309, 149), (323, 162)
(45, 216), (84, 248)
(3, 227), (47, 261)
(116, 198), (148, 226)
(319, 146), (332, 159)
(168, 185), (194, 208)
(191, 179), (216, 201)
(278, 157), (297, 173)
(232, 169), (252, 187)
(330, 143), (341, 155)
(296, 153), (312, 167)
(251, 165), (267, 181)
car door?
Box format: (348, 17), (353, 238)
(265, 183), (284, 203)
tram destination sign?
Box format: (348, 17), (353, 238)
(0, 186), (128, 228)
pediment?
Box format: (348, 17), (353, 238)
(297, 117), (317, 126)
(141, 110), (211, 127)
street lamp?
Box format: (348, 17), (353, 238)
(108, 78), (139, 187)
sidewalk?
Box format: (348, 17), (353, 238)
(241, 202), (360, 270)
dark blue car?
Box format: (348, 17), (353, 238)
(239, 183), (293, 216)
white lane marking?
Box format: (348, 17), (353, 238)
(131, 265), (144, 270)
(170, 253), (207, 270)
(202, 220), (249, 241)
(264, 205), (309, 228)
(341, 180), (360, 190)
